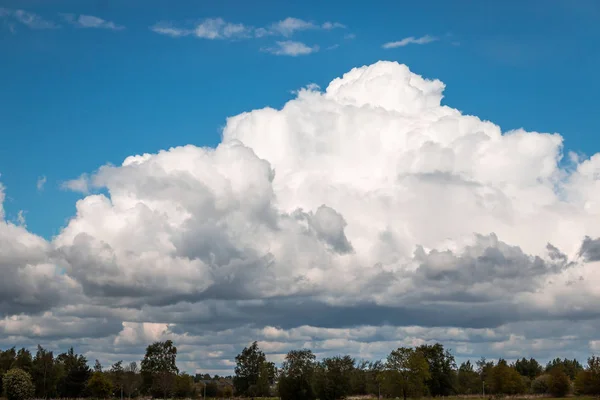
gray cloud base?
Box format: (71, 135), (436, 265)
(2, 61), (600, 373)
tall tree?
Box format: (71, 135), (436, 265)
(0, 347), (17, 394)
(548, 366), (570, 397)
(233, 341), (271, 396)
(56, 347), (91, 398)
(385, 347), (430, 400)
(314, 355), (355, 400)
(457, 361), (480, 395)
(94, 359), (103, 373)
(277, 349), (317, 400)
(416, 343), (456, 396)
(514, 357), (543, 380)
(32, 345), (59, 399)
(109, 360), (125, 398)
(140, 340), (179, 399)
(123, 362), (141, 399)
(87, 371), (113, 399)
(13, 349), (33, 375)
(546, 358), (583, 380)
(489, 359), (526, 395)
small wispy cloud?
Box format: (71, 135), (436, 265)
(152, 17), (251, 39)
(61, 175), (91, 194)
(322, 21), (346, 30)
(269, 17), (316, 36)
(344, 33), (356, 40)
(1, 8), (59, 30)
(151, 16), (346, 41)
(62, 13), (124, 30)
(262, 40), (319, 56)
(150, 23), (191, 37)
(36, 176), (47, 191)
(382, 34), (438, 49)
(16, 210), (26, 227)
(195, 17), (251, 39)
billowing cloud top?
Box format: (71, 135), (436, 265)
(3, 61), (600, 372)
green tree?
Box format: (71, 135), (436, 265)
(513, 357), (543, 380)
(0, 348), (17, 395)
(457, 361), (480, 394)
(489, 359), (526, 395)
(123, 362), (141, 399)
(12, 349), (33, 375)
(314, 355), (355, 400)
(253, 359), (276, 397)
(3, 368), (34, 400)
(56, 347), (91, 398)
(574, 356), (600, 395)
(31, 345), (60, 399)
(87, 371), (113, 399)
(141, 340), (179, 399)
(277, 349), (317, 400)
(416, 343), (456, 396)
(174, 373), (195, 398)
(385, 347), (430, 400)
(109, 360), (125, 397)
(233, 341), (271, 397)
(531, 374), (550, 394)
(546, 358), (583, 381)
(548, 366), (570, 397)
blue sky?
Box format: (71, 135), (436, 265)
(4, 0), (600, 373)
(1, 0), (599, 239)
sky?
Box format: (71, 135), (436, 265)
(1, 0), (600, 374)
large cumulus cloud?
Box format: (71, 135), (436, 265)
(2, 61), (600, 372)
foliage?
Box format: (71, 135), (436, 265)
(86, 371), (113, 399)
(548, 366), (571, 397)
(457, 361), (481, 395)
(278, 349), (317, 400)
(2, 368), (34, 400)
(31, 345), (60, 398)
(56, 347), (91, 398)
(488, 359), (526, 395)
(141, 340), (179, 398)
(574, 356), (600, 395)
(532, 373), (551, 394)
(546, 357), (583, 380)
(123, 361), (141, 399)
(233, 341), (274, 397)
(174, 373), (195, 398)
(417, 343), (457, 396)
(514, 357), (543, 380)
(384, 347), (430, 400)
(314, 355), (355, 400)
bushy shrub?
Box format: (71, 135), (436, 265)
(531, 374), (550, 394)
(86, 371), (113, 399)
(2, 368), (34, 400)
(548, 367), (570, 397)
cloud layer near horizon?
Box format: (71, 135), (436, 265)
(3, 61), (600, 373)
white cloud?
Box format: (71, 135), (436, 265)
(61, 174), (91, 194)
(4, 61), (600, 371)
(269, 17), (317, 36)
(1, 8), (58, 30)
(37, 176), (47, 191)
(383, 34), (438, 48)
(150, 23), (191, 38)
(262, 40), (319, 56)
(62, 13), (124, 30)
(322, 21), (346, 30)
(151, 16), (347, 45)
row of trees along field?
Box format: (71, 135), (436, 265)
(3, 340), (600, 400)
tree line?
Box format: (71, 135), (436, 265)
(3, 340), (600, 400)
